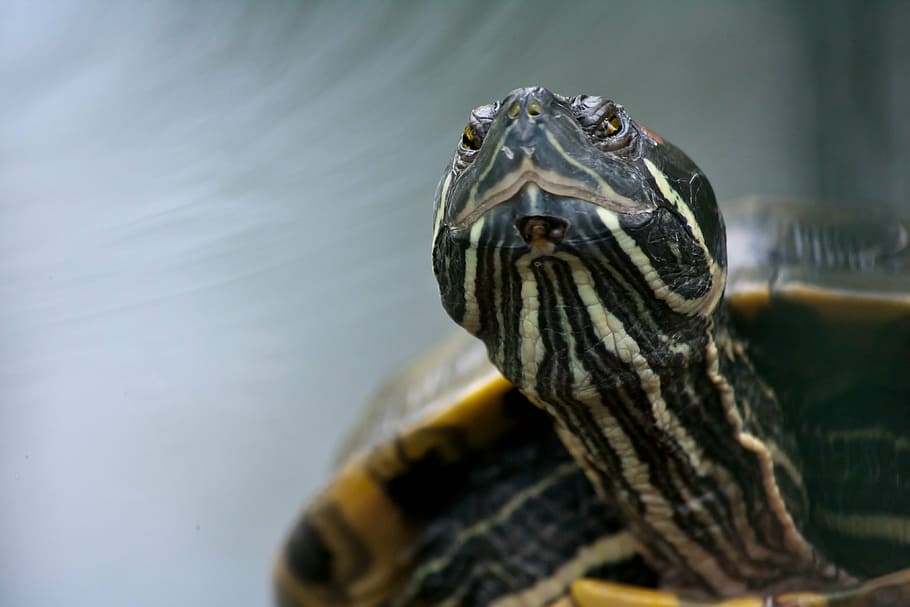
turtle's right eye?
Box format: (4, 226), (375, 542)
(453, 102), (498, 174)
(454, 121), (485, 174)
(593, 110), (622, 139)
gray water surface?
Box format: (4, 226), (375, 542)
(2, 2), (907, 606)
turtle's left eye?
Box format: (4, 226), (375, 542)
(570, 97), (635, 153)
(461, 125), (482, 151)
(593, 111), (622, 139)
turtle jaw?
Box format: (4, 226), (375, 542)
(446, 180), (653, 257)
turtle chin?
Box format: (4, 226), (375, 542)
(434, 199), (630, 388)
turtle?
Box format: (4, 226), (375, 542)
(274, 87), (910, 607)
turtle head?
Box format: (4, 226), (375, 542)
(432, 87), (727, 385)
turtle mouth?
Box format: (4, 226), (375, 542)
(516, 215), (569, 255)
(451, 164), (640, 230)
(449, 180), (627, 253)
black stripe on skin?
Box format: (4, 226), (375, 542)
(648, 140), (726, 271)
(618, 203), (713, 302)
(712, 327), (822, 569)
(474, 216), (505, 361)
(450, 196), (831, 589)
(711, 339), (804, 551)
(546, 251), (822, 589)
(528, 260), (637, 512)
(660, 349), (778, 535)
(564, 216), (806, 577)
(530, 256), (707, 585)
(498, 242), (525, 382)
(543, 257), (737, 588)
(651, 327), (836, 588)
(433, 227), (469, 326)
(579, 237), (807, 581)
(564, 236), (764, 568)
(661, 368), (781, 552)
(687, 171), (726, 270)
(530, 259), (571, 401)
(574, 210), (694, 346)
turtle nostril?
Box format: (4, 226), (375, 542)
(517, 216), (569, 249)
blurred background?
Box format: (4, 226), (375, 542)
(1, 2), (907, 606)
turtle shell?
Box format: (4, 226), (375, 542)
(274, 331), (510, 607)
(275, 199), (910, 607)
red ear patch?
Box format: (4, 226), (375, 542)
(639, 124), (664, 144)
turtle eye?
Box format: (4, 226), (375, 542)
(593, 109), (622, 139)
(453, 102), (498, 174)
(570, 97), (635, 153)
(461, 125), (482, 151)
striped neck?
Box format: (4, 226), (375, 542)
(458, 231), (849, 596)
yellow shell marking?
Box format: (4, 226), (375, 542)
(275, 373), (516, 607)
